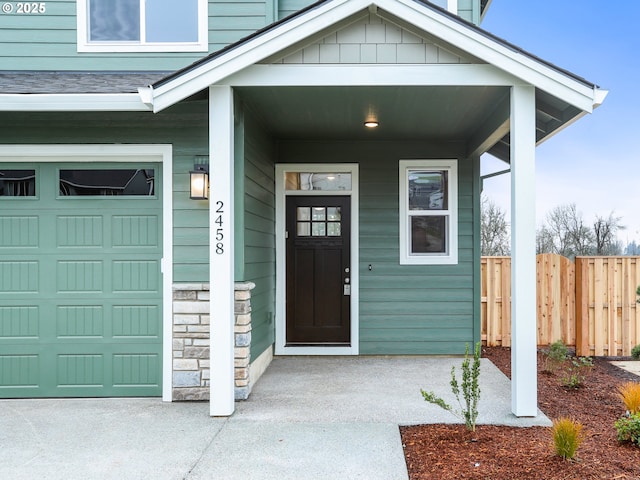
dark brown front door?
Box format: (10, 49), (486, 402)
(286, 196), (351, 345)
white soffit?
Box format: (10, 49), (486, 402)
(145, 0), (603, 114)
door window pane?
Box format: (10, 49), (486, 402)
(327, 222), (341, 236)
(411, 216), (446, 253)
(0, 170), (36, 197)
(312, 207), (326, 221)
(296, 207), (310, 221)
(312, 223), (326, 236)
(297, 222), (310, 237)
(327, 207), (341, 221)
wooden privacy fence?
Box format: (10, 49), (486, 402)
(481, 254), (640, 357)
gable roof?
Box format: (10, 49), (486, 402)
(142, 0), (606, 115)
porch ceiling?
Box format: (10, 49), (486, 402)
(236, 85), (509, 145)
(234, 84), (584, 161)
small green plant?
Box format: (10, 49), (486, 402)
(632, 344), (640, 361)
(543, 340), (569, 374)
(618, 382), (640, 415)
(615, 412), (640, 446)
(636, 285), (640, 304)
(552, 417), (585, 460)
(421, 342), (481, 432)
(560, 356), (593, 389)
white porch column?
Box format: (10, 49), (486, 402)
(510, 85), (537, 417)
(209, 85), (235, 416)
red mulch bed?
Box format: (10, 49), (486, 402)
(401, 346), (640, 479)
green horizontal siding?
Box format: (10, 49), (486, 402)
(0, 102), (210, 283)
(458, 0), (481, 25)
(242, 113), (276, 361)
(278, 0), (316, 19)
(0, 1), (272, 70)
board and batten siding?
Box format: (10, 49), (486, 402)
(239, 111), (277, 360)
(0, 103), (210, 282)
(278, 140), (481, 354)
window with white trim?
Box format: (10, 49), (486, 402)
(399, 160), (458, 265)
(77, 0), (208, 53)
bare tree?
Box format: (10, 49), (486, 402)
(593, 212), (625, 255)
(480, 195), (510, 255)
(536, 203), (594, 258)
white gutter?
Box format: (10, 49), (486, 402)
(0, 94), (152, 112)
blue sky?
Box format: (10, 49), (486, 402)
(479, 1), (640, 246)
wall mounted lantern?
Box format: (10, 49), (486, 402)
(190, 159), (209, 200)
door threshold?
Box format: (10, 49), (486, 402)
(276, 344), (357, 356)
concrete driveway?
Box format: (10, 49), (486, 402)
(0, 357), (550, 479)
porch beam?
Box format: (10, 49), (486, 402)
(209, 85), (235, 416)
(466, 92), (510, 158)
(222, 64), (521, 87)
(510, 84), (537, 417)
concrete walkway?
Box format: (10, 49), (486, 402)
(0, 357), (550, 480)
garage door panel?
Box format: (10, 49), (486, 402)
(0, 161), (162, 398)
(112, 215), (159, 247)
(57, 215), (104, 248)
(57, 260), (103, 293)
(0, 216), (39, 247)
(113, 305), (160, 338)
(0, 306), (39, 338)
(112, 353), (160, 386)
(0, 354), (39, 388)
(57, 354), (104, 387)
(0, 261), (38, 292)
(112, 260), (160, 293)
(56, 305), (104, 338)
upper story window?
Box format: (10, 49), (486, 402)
(399, 160), (458, 265)
(77, 0), (208, 53)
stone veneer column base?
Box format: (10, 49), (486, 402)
(172, 282), (257, 401)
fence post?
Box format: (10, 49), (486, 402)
(575, 257), (589, 356)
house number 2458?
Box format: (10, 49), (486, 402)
(215, 201), (225, 255)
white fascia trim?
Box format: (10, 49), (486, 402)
(150, 0), (372, 111)
(0, 94), (151, 112)
(379, 0), (599, 112)
(0, 144), (174, 402)
(223, 64), (521, 87)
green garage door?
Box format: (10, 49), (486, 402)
(0, 162), (163, 397)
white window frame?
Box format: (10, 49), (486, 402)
(77, 0), (208, 53)
(399, 159), (458, 265)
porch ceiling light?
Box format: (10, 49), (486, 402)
(364, 120), (379, 128)
(190, 161), (209, 200)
